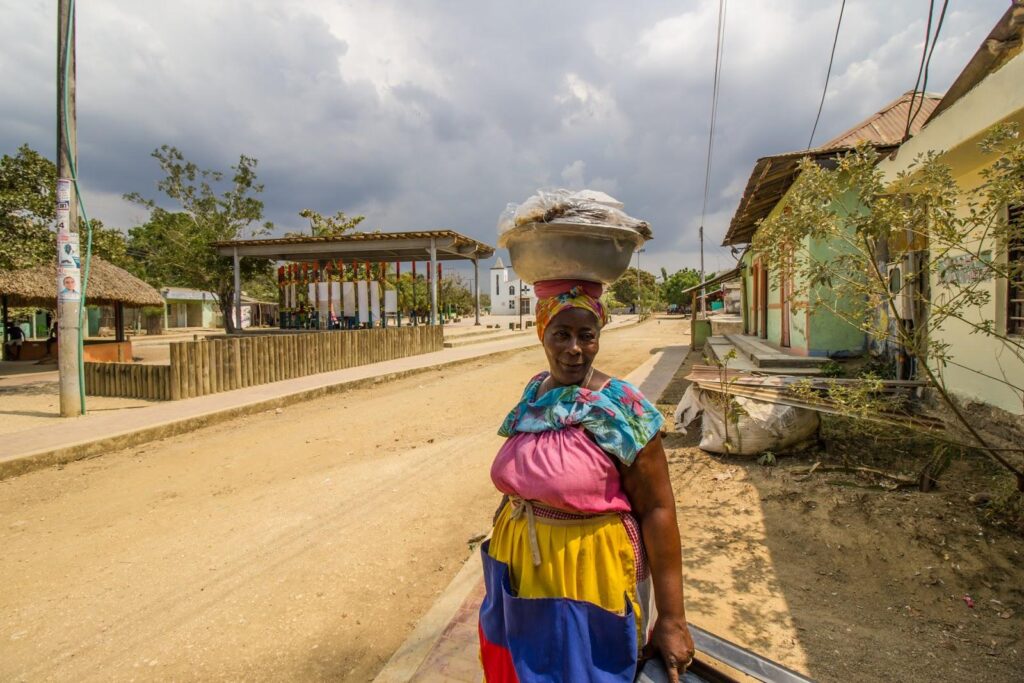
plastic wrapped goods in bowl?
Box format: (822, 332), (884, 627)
(498, 221), (646, 285)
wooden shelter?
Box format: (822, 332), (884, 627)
(215, 230), (495, 327)
(0, 257), (164, 361)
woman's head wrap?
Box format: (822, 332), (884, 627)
(533, 279), (608, 340)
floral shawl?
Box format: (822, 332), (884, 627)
(497, 372), (664, 466)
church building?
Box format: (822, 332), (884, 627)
(489, 258), (537, 316)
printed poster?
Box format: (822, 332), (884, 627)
(58, 268), (81, 301)
(369, 281), (381, 323)
(57, 232), (80, 269)
(384, 290), (398, 315)
(342, 282), (356, 318)
(357, 280), (369, 324)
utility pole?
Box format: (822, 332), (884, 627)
(635, 248), (645, 317)
(699, 225), (707, 318)
(57, 0), (82, 417)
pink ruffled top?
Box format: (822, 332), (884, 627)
(491, 372), (664, 514)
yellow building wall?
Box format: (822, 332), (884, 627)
(877, 51), (1024, 415)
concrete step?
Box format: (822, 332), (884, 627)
(706, 336), (823, 376)
(725, 334), (827, 369)
(442, 330), (530, 348)
(443, 326), (516, 340)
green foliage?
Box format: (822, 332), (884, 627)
(439, 274), (477, 315)
(610, 267), (660, 311)
(125, 145), (273, 332)
(662, 268), (704, 307)
(819, 359), (845, 378)
(0, 144), (57, 270)
(293, 208), (365, 237)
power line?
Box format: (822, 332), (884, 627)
(699, 0), (727, 314)
(807, 0), (847, 149)
(908, 0), (949, 130)
(904, 0), (936, 141)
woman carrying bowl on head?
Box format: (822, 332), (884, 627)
(478, 279), (694, 683)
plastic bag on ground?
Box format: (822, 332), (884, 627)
(674, 385), (820, 456)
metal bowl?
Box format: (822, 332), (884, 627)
(498, 221), (647, 284)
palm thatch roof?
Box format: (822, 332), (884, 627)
(0, 257), (164, 309)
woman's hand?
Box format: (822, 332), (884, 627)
(644, 615), (695, 682)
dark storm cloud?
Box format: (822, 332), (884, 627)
(0, 0), (1009, 274)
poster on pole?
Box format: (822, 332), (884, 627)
(308, 283), (316, 307)
(357, 280), (369, 324)
(57, 267), (81, 302)
(342, 282), (356, 318)
(57, 232), (80, 269)
(384, 289), (398, 314)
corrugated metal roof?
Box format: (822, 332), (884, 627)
(817, 91), (940, 151)
(721, 91), (942, 246)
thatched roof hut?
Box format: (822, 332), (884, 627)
(0, 257), (164, 309)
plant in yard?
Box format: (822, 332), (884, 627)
(753, 124), (1024, 491)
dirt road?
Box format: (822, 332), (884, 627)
(0, 318), (687, 681)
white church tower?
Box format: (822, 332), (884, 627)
(490, 257), (537, 316)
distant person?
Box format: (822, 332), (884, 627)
(5, 322), (24, 360)
(46, 320), (58, 357)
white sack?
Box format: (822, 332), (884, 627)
(674, 385), (819, 456)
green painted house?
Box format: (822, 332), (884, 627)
(721, 91), (940, 358)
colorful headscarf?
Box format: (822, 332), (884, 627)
(533, 279), (608, 340)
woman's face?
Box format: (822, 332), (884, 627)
(542, 307), (600, 386)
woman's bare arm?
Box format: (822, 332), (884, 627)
(620, 433), (694, 682)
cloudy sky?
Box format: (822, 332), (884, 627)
(0, 0), (1009, 278)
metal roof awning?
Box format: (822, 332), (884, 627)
(214, 230), (494, 263)
(681, 266), (743, 295)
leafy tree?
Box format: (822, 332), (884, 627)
(291, 208), (365, 237)
(439, 273), (477, 315)
(125, 145), (273, 333)
(753, 125), (1024, 490)
(85, 217), (131, 268)
(1, 144), (57, 270)
(1, 144), (131, 274)
(662, 268), (704, 307)
(610, 267), (660, 311)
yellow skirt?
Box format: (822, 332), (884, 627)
(479, 500), (652, 681)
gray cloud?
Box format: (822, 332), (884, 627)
(0, 0), (1008, 278)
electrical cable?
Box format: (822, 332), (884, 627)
(61, 0), (94, 414)
(699, 0), (727, 308)
(904, 0), (935, 141)
(908, 0), (948, 130)
(807, 0), (847, 150)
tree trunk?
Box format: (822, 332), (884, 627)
(218, 290), (236, 334)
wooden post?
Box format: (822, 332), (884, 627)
(247, 337), (256, 386)
(201, 340), (211, 396)
(169, 343), (181, 400)
(231, 337), (242, 390)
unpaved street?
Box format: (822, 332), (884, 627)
(0, 318), (688, 681)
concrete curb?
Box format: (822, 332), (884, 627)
(0, 346), (526, 482)
(0, 318), (645, 482)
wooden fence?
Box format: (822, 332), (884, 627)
(84, 326), (444, 401)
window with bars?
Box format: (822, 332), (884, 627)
(1009, 203), (1023, 336)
